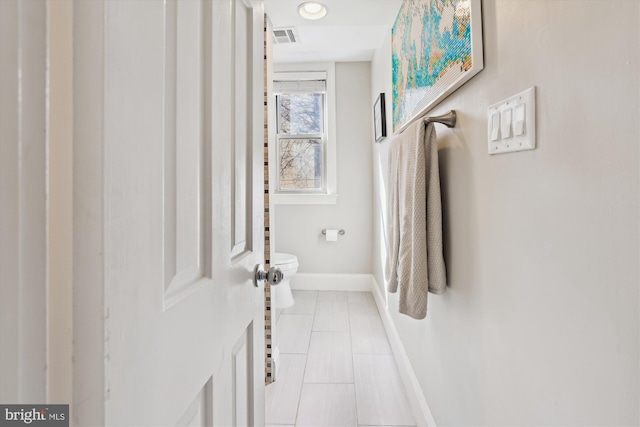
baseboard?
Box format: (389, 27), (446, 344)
(370, 277), (438, 427)
(289, 273), (373, 292)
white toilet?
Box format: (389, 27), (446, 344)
(272, 252), (298, 308)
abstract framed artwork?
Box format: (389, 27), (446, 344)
(392, 0), (484, 134)
(374, 93), (387, 143)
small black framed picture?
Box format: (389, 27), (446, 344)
(374, 93), (387, 143)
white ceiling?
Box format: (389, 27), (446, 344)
(264, 0), (403, 64)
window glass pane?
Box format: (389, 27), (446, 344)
(277, 93), (323, 134)
(278, 138), (323, 190)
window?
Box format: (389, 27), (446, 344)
(271, 65), (337, 205)
(274, 77), (326, 192)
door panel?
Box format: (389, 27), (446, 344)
(163, 0), (212, 307)
(232, 324), (253, 426)
(72, 0), (265, 425)
(231, 0), (255, 260)
(176, 379), (213, 427)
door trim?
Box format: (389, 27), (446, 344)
(72, 0), (106, 424)
(0, 0), (48, 404)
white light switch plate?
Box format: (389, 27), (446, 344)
(488, 87), (535, 154)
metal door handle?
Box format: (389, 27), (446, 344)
(254, 264), (283, 287)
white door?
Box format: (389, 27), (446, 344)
(72, 0), (266, 425)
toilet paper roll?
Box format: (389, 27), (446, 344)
(325, 229), (338, 242)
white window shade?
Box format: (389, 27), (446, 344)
(273, 79), (326, 94)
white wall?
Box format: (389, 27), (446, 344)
(371, 1), (639, 425)
(275, 62), (373, 274)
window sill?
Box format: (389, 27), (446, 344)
(272, 193), (339, 205)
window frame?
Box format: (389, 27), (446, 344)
(270, 64), (338, 205)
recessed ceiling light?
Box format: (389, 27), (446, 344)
(298, 1), (328, 20)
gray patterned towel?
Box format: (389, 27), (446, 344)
(385, 120), (447, 319)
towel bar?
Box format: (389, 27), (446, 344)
(424, 110), (456, 128)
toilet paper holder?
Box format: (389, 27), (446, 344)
(322, 229), (345, 235)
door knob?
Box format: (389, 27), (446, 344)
(254, 264), (284, 287)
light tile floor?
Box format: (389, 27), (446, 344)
(266, 290), (416, 427)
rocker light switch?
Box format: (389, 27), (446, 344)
(514, 104), (526, 136)
(487, 86), (536, 155)
(490, 112), (500, 141)
(501, 108), (512, 139)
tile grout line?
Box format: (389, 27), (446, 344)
(293, 351), (308, 426)
(296, 291), (318, 426)
(349, 292), (361, 427)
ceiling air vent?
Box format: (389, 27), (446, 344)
(272, 27), (299, 44)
